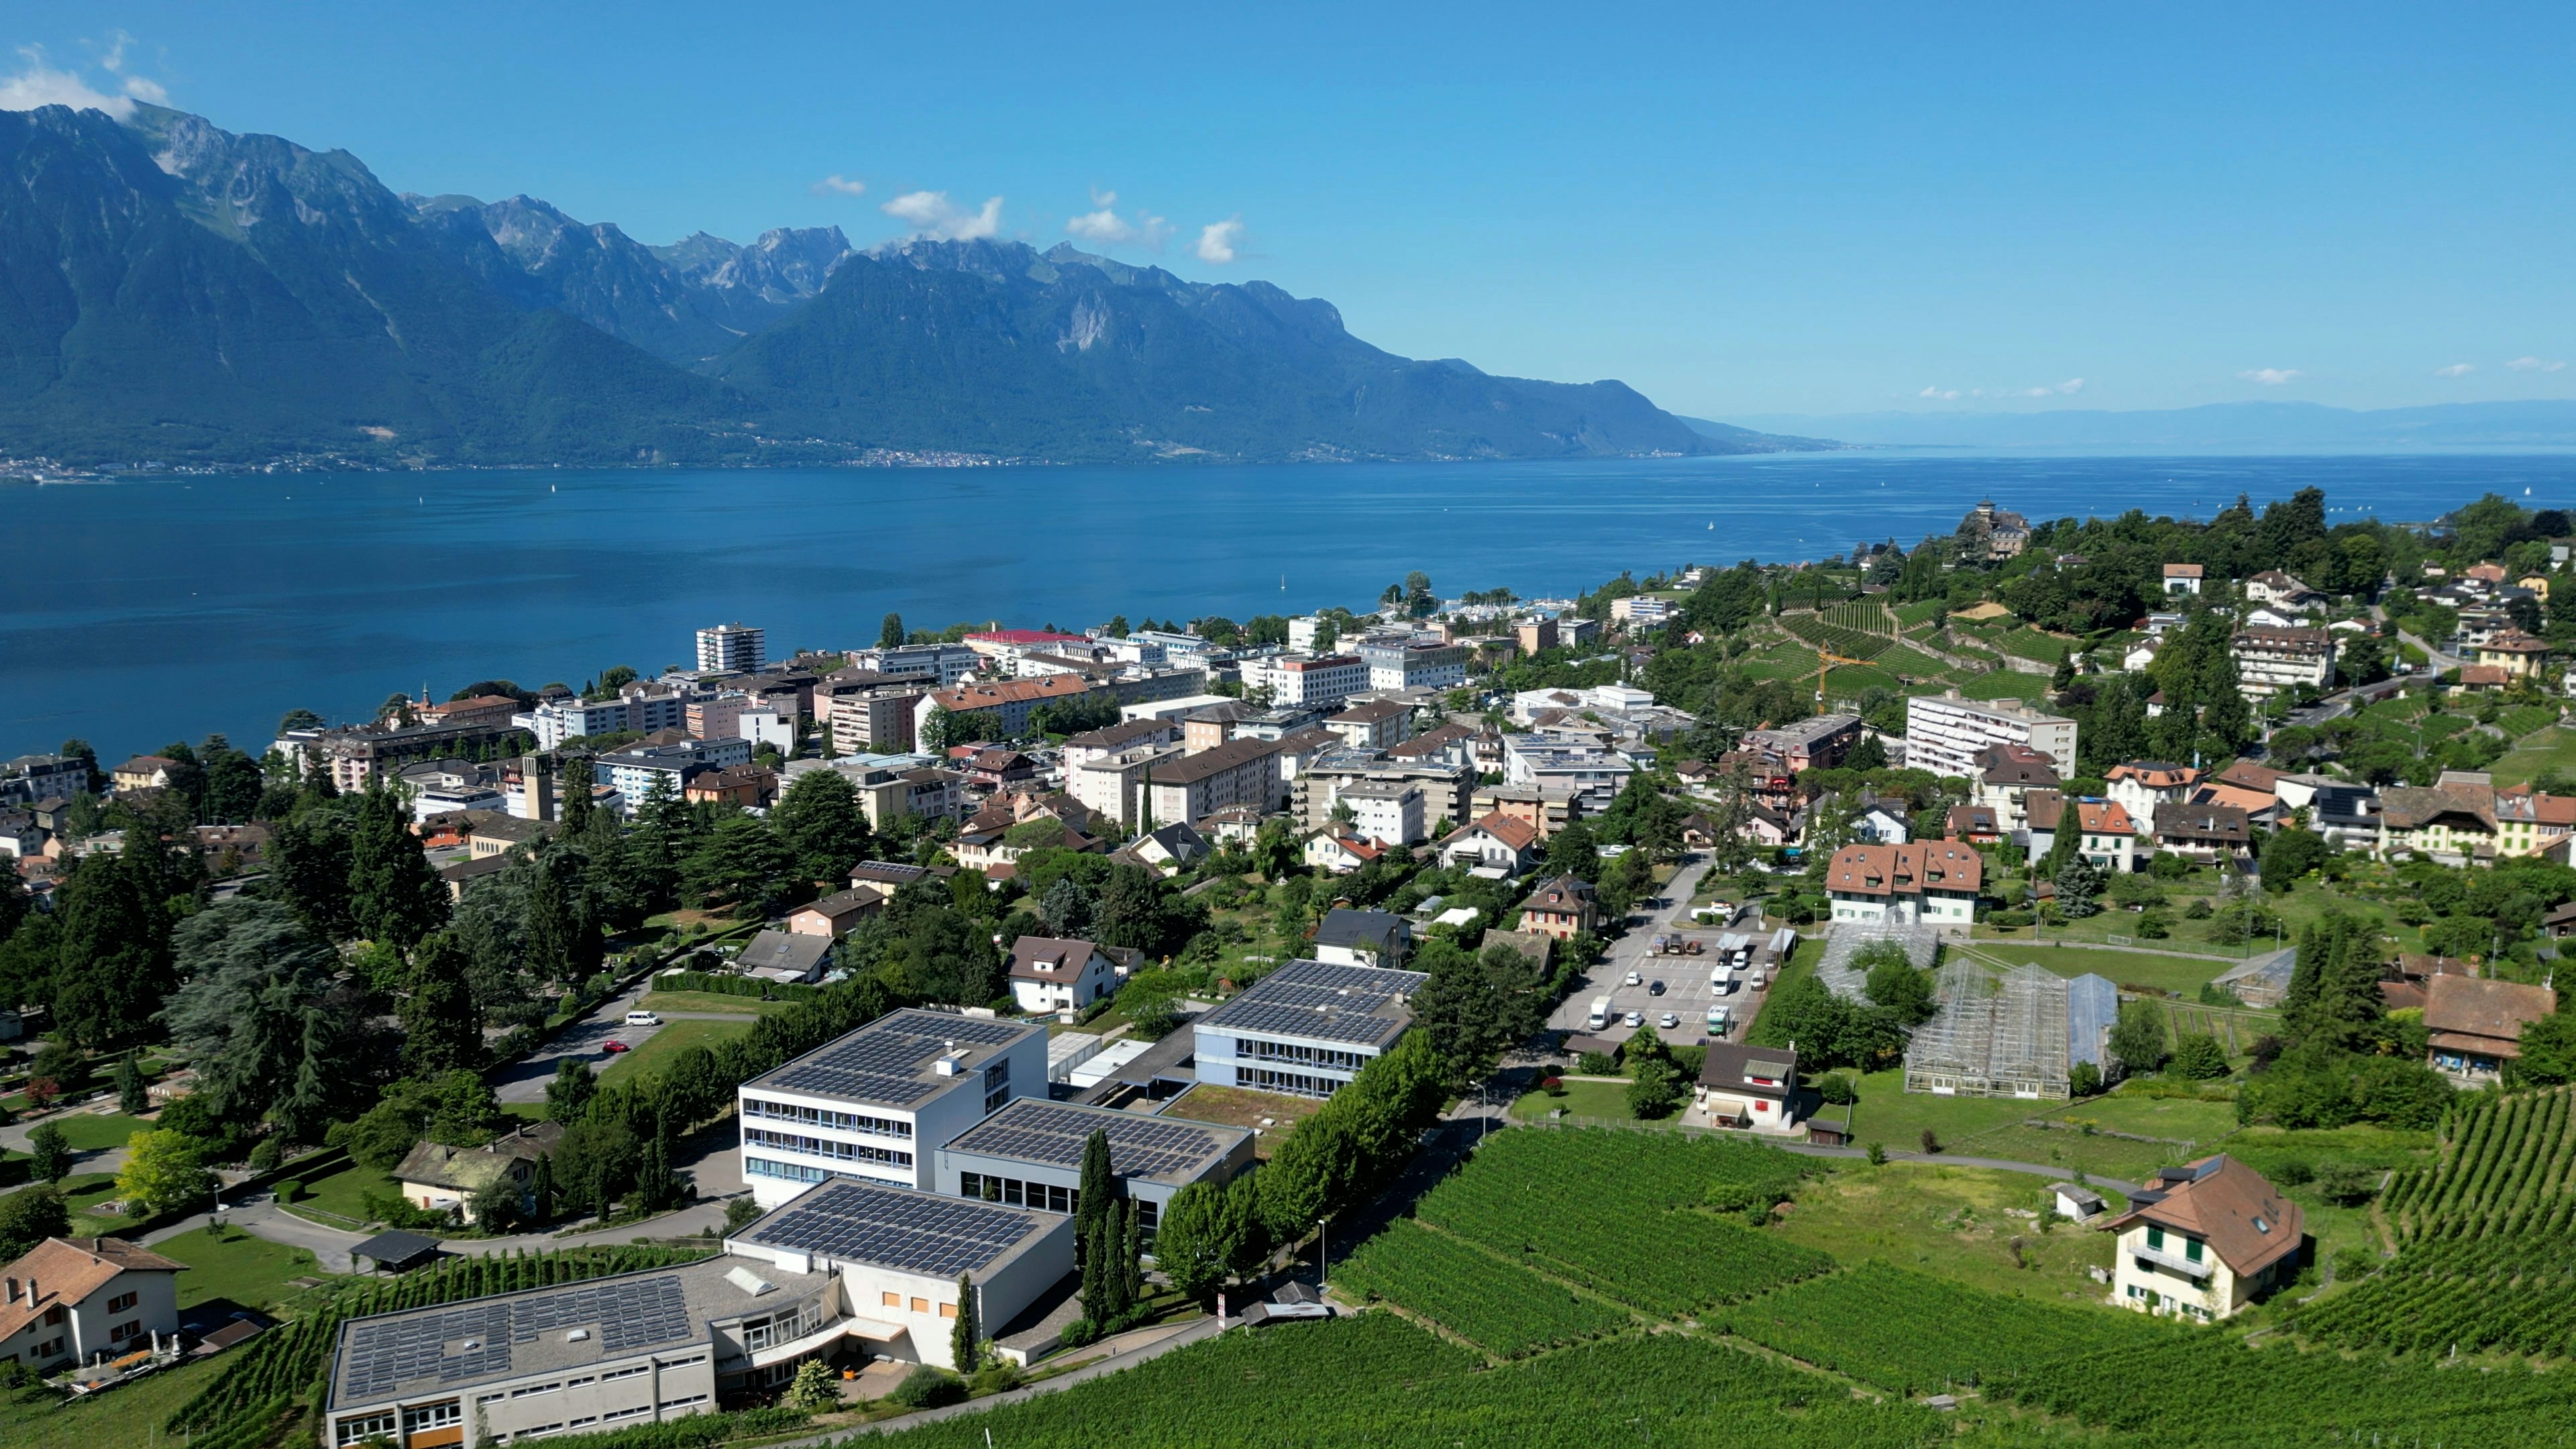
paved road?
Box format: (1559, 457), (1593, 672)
(491, 981), (758, 1104)
(0, 1100), (137, 1179)
(1545, 855), (1772, 1046)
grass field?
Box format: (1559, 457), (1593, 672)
(1511, 1079), (1636, 1122)
(1957, 669), (2051, 701)
(1956, 942), (2244, 998)
(155, 1222), (334, 1310)
(2490, 725), (2576, 787)
(282, 1160), (405, 1228)
(597, 1018), (752, 1087)
(1164, 1085), (1323, 1160)
(1769, 1163), (2116, 1299)
(38, 1110), (156, 1152)
(635, 990), (788, 1016)
(0, 1350), (226, 1449)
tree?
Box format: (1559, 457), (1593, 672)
(117, 1129), (217, 1216)
(348, 785), (448, 947)
(0, 1184), (69, 1259)
(402, 931), (486, 1076)
(1150, 1180), (1232, 1302)
(775, 771), (875, 883)
(52, 849), (176, 1048)
(786, 1357), (840, 1410)
(2259, 828), (2329, 894)
(545, 1057), (598, 1122)
(1546, 818), (1601, 883)
(1075, 1128), (1117, 1267)
(561, 756), (596, 835)
(471, 1174), (529, 1234)
(2169, 1033), (2230, 1079)
(2513, 1006), (2576, 1086)
(27, 1122), (72, 1183)
(1625, 1027), (1687, 1119)
(2107, 999), (2170, 1078)
(114, 1052), (150, 1115)
(200, 734), (264, 824)
(1843, 733), (1888, 772)
(684, 814), (798, 914)
(1861, 947), (1937, 1026)
(268, 805), (358, 939)
(950, 1271), (982, 1370)
(162, 899), (372, 1132)
(879, 612), (906, 650)
(2054, 853), (2104, 919)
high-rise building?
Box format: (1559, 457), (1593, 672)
(696, 623), (766, 674)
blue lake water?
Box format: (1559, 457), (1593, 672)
(6, 449), (2576, 761)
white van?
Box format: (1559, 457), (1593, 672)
(624, 1010), (662, 1026)
(1585, 995), (1613, 1031)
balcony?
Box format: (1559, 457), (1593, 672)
(2130, 1241), (2214, 1279)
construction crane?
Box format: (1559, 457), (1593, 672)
(1813, 645), (1868, 708)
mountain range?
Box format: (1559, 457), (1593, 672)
(0, 103), (1801, 467)
(1717, 400), (2576, 450)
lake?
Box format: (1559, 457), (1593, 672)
(6, 449), (2575, 761)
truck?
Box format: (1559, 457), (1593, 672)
(1586, 995), (1613, 1030)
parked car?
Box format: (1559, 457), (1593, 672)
(602, 1039), (632, 1054)
(1625, 970), (1643, 986)
(1623, 1010), (1644, 1028)
(1647, 979), (1666, 996)
(1684, 939), (1704, 956)
(624, 1010), (661, 1026)
(1658, 1012), (1681, 1030)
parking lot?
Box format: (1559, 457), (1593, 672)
(1544, 857), (1784, 1049)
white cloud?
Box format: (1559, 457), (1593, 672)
(809, 174), (867, 198)
(2057, 377), (2085, 394)
(2239, 367), (2303, 386)
(2508, 356), (2567, 373)
(881, 190), (1004, 241)
(1918, 386), (1961, 400)
(1195, 217), (1246, 264)
(1065, 189), (1173, 250)
(99, 29), (132, 72)
(0, 46), (136, 117)
(2435, 362), (2476, 378)
(121, 74), (166, 104)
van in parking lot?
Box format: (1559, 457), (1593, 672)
(1586, 995), (1613, 1030)
(625, 1010), (661, 1026)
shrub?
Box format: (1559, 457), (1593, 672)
(248, 1137), (284, 1173)
(1989, 909), (2033, 930)
(887, 1365), (965, 1409)
(2167, 1034), (2231, 1080)
(2183, 898), (2213, 919)
(1919, 1129), (1941, 1154)
(1865, 1141), (1888, 1166)
(2270, 1159), (2314, 1186)
(2314, 1163), (2380, 1206)
(1574, 1051), (1618, 1075)
(1813, 1071), (1858, 1106)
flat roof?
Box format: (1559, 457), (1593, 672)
(745, 1009), (1043, 1110)
(728, 1177), (1061, 1279)
(1195, 958), (1426, 1049)
(940, 1098), (1247, 1186)
(331, 1255), (826, 1409)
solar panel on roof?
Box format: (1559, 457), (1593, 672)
(338, 1273), (699, 1402)
(747, 1179), (1044, 1277)
(946, 1101), (1228, 1180)
(1197, 959), (1426, 1045)
(762, 1012), (1029, 1104)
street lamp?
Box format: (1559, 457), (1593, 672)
(1317, 1218), (1328, 1290)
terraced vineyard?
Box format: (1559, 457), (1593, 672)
(2501, 704), (2565, 738)
(2381, 1085), (2576, 1240)
(1778, 611), (1892, 661)
(1335, 1218), (1631, 1356)
(1715, 1262), (2176, 1393)
(1410, 1129), (1833, 1317)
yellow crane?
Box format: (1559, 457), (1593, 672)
(1813, 645), (1868, 708)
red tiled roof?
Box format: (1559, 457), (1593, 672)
(1826, 841), (1983, 897)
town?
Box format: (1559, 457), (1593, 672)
(1, 485), (2573, 1447)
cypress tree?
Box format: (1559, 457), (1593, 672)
(1074, 1128), (1115, 1265)
(1119, 1198), (1146, 1315)
(950, 1271), (980, 1370)
(349, 784), (448, 947)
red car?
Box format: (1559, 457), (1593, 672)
(602, 1040), (632, 1055)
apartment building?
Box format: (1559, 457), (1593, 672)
(1300, 753), (1475, 833)
(696, 623), (765, 674)
(1823, 841), (1984, 928)
(843, 644), (981, 687)
(2229, 628), (2336, 698)
(1739, 714), (1862, 773)
(1325, 699), (1413, 751)
(595, 737), (755, 812)
(914, 675), (1100, 740)
(1193, 959), (1428, 1099)
(1134, 737), (1285, 829)
(1904, 692), (2079, 780)
(1358, 636), (1468, 692)
(737, 1010), (1048, 1205)
(1501, 734), (1635, 812)
(1338, 780), (1428, 847)
(1, 752), (88, 806)
(1240, 653), (1368, 710)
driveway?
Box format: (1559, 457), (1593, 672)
(1543, 855), (1772, 1046)
(490, 981), (757, 1104)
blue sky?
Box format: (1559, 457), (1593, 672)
(5, 2), (2573, 419)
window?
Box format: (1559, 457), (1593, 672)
(511, 1383), (561, 1398)
(744, 1128), (913, 1170)
(881, 1291), (901, 1307)
(2145, 1225), (2165, 1250)
(603, 1405), (653, 1423)
(42, 1307), (64, 1326)
(2185, 1238), (2204, 1263)
(659, 1395), (708, 1410)
(909, 1297), (930, 1313)
(659, 1354), (706, 1368)
(959, 1172), (1074, 1214)
(600, 1364), (651, 1383)
(109, 1320), (141, 1342)
(404, 1402), (462, 1432)
(106, 1291), (138, 1313)
(740, 1097), (912, 1139)
(939, 1303), (958, 1319)
(337, 1413), (398, 1447)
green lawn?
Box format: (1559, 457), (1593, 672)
(154, 1223), (335, 1310)
(2489, 724), (2576, 788)
(51, 1171), (155, 1236)
(1770, 1162), (2118, 1300)
(1955, 943), (2243, 998)
(1841, 1069), (2043, 1154)
(282, 1160), (405, 1228)
(1746, 935), (1825, 1043)
(636, 989), (790, 1016)
(0, 1350), (226, 1449)
(1957, 669), (2050, 701)
(1510, 1079), (1638, 1122)
(598, 1018), (753, 1087)
(38, 1110), (156, 1152)
(2046, 1092), (2241, 1142)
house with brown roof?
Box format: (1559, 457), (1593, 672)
(2152, 801), (2253, 865)
(2025, 797), (2139, 873)
(2375, 772), (2500, 865)
(109, 755), (179, 792)
(2106, 761), (2201, 824)
(2243, 570), (2324, 610)
(1006, 935), (1124, 1014)
(2161, 562), (2204, 595)
(1435, 811), (1542, 876)
(2423, 975), (2558, 1083)
(786, 885), (888, 939)
(392, 1121), (565, 1225)
(2493, 785), (2576, 860)
(2103, 1155), (2302, 1322)
(2471, 629), (2553, 680)
(682, 763), (776, 809)
(1517, 874), (1599, 939)
(1825, 841), (1984, 928)
(1324, 699), (1413, 751)
(916, 674), (1101, 739)
(1976, 745), (2062, 831)
(1695, 1041), (1803, 1132)
(0, 1236), (186, 1371)
(1303, 826), (1392, 874)
(1945, 804), (2002, 844)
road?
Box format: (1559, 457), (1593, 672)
(1544, 854), (1772, 1046)
(490, 979), (759, 1104)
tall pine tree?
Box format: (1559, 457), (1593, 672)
(402, 930), (486, 1075)
(349, 784), (447, 947)
(52, 848), (174, 1047)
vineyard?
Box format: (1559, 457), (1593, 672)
(1332, 1218), (1631, 1357)
(2293, 1086), (2576, 1356)
(873, 1314), (1950, 1449)
(168, 1245), (711, 1449)
(1777, 611), (1892, 662)
(1988, 1334), (2576, 1447)
(1409, 1130), (1833, 1317)
(2502, 704), (2565, 739)
(1713, 1262), (2175, 1394)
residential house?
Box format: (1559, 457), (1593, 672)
(1470, 784), (1578, 841)
(1739, 713), (1864, 773)
(1313, 908), (1413, 968)
(1338, 780), (1428, 847)
(1385, 722), (1479, 770)
(1945, 804), (2002, 844)
(1905, 694), (2080, 780)
(1304, 827), (1393, 873)
(1436, 812), (1543, 875)
(2455, 663), (2515, 692)
(737, 930), (835, 984)
(2103, 1155), (2302, 1322)
(1824, 841), (1984, 928)
(2472, 629), (2552, 680)
(2106, 761), (2201, 825)
(2243, 570), (2325, 610)
(1201, 805), (1268, 844)
(2375, 771), (2502, 865)
(2230, 628), (2337, 698)
(2026, 797), (2139, 873)
(2152, 802), (2253, 865)
(2121, 638), (2163, 672)
(2161, 563), (2204, 596)
(2309, 782), (2383, 852)
(0, 752), (87, 807)
(786, 886), (888, 939)
(1116, 820), (1208, 872)
(1517, 875), (1600, 939)
(963, 749), (1038, 790)
(1006, 936), (1124, 1014)
(110, 755), (178, 792)
(0, 1236), (186, 1372)
(849, 860), (933, 891)
(393, 1121), (566, 1224)
(1324, 700), (1413, 751)
(2424, 975), (2558, 1084)
(1962, 500), (2032, 559)
(1978, 745), (2064, 831)
(684, 765), (776, 810)
(1695, 1042), (1802, 1132)
(1854, 798), (1912, 845)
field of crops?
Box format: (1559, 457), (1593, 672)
(1959, 669), (2050, 701)
(1778, 612), (1892, 661)
(1335, 1218), (1632, 1356)
(1715, 1263), (2175, 1393)
(877, 1314), (1949, 1449)
(2382, 1086), (2576, 1240)
(1893, 599), (1947, 629)
(2502, 704), (2565, 738)
(1988, 1334), (2576, 1447)
(1410, 1129), (1833, 1318)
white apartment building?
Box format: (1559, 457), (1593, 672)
(696, 623), (766, 674)
(1240, 653), (1368, 710)
(595, 738), (754, 813)
(737, 1010), (1048, 1208)
(530, 697), (633, 750)
(1904, 692), (2079, 781)
(1338, 780), (1428, 846)
(843, 645), (981, 687)
(1501, 734), (1635, 810)
(2229, 628), (2336, 698)
(1287, 615), (1329, 651)
(1609, 595), (1672, 625)
(1193, 959), (1428, 1098)
(1358, 636), (1468, 692)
